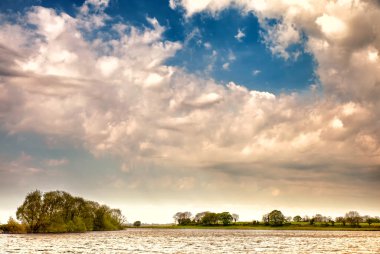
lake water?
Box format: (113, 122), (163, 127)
(1, 228), (380, 253)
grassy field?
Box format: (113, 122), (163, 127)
(130, 222), (380, 231)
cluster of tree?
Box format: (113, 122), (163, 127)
(282, 211), (380, 227)
(173, 211), (239, 226)
(262, 210), (286, 226)
(0, 190), (126, 233)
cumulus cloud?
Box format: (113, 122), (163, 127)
(252, 69), (261, 76)
(234, 28), (245, 42)
(0, 0), (380, 207)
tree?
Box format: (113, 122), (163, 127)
(345, 211), (361, 227)
(328, 217), (335, 226)
(268, 210), (285, 226)
(219, 212), (233, 226)
(313, 214), (323, 223)
(293, 215), (302, 222)
(194, 212), (208, 224)
(201, 212), (219, 225)
(1, 217), (27, 233)
(16, 190), (44, 233)
(336, 216), (346, 226)
(232, 213), (239, 223)
(16, 190), (126, 233)
(362, 215), (375, 226)
(173, 212), (192, 225)
(133, 221), (141, 227)
(262, 213), (270, 225)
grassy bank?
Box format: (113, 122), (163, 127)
(130, 223), (380, 231)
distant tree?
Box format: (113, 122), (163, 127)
(173, 212), (192, 225)
(268, 210), (285, 226)
(133, 221), (141, 227)
(328, 217), (335, 226)
(232, 213), (239, 223)
(293, 215), (302, 222)
(345, 211), (361, 227)
(219, 212), (233, 226)
(262, 213), (270, 225)
(313, 214), (323, 223)
(201, 212), (219, 225)
(194, 212), (208, 224)
(361, 216), (375, 226)
(336, 216), (346, 226)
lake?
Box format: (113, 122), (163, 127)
(1, 228), (380, 253)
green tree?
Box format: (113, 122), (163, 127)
(219, 212), (233, 226)
(293, 215), (302, 222)
(15, 190), (125, 233)
(194, 212), (208, 224)
(201, 212), (219, 225)
(336, 216), (346, 226)
(2, 217), (27, 233)
(16, 190), (44, 233)
(173, 212), (192, 225)
(345, 211), (361, 227)
(268, 210), (285, 226)
(133, 221), (141, 227)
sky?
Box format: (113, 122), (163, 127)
(0, 0), (379, 224)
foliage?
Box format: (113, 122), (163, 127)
(133, 221), (141, 227)
(219, 212), (233, 226)
(201, 212), (219, 225)
(336, 216), (346, 226)
(293, 215), (302, 222)
(15, 190), (126, 233)
(345, 211), (361, 227)
(0, 217), (27, 233)
(268, 210), (285, 226)
(173, 212), (192, 225)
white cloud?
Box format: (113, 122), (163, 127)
(45, 159), (68, 167)
(252, 69), (261, 76)
(222, 62), (230, 70)
(234, 28), (245, 42)
(1, 1), (380, 210)
(169, 0), (178, 10)
(228, 50), (236, 61)
(204, 42), (212, 49)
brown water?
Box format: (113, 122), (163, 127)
(1, 229), (380, 253)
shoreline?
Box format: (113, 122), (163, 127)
(131, 225), (380, 231)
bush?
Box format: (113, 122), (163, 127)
(1, 217), (27, 234)
(133, 221), (141, 227)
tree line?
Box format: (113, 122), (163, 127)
(0, 190), (126, 233)
(174, 210), (380, 227)
(173, 211), (239, 226)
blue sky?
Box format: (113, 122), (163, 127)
(0, 0), (379, 223)
(0, 0), (316, 93)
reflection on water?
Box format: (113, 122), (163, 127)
(1, 229), (380, 253)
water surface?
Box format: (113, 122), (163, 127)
(1, 228), (380, 253)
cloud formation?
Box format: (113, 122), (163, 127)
(0, 0), (379, 215)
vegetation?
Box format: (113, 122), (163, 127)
(169, 210), (380, 231)
(1, 190), (126, 233)
(133, 221), (141, 227)
(174, 211), (235, 226)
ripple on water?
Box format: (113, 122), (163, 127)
(1, 229), (380, 254)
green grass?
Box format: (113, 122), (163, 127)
(129, 223), (380, 231)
